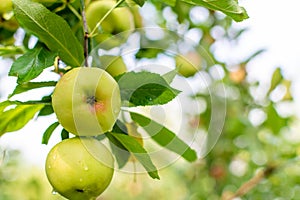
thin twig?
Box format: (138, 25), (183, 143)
(81, 0), (89, 67)
(88, 0), (125, 38)
(222, 165), (277, 200)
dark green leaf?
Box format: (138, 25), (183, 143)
(106, 132), (130, 169)
(13, 0), (84, 66)
(109, 133), (160, 179)
(135, 48), (164, 59)
(38, 105), (54, 116)
(61, 129), (69, 141)
(42, 122), (59, 145)
(115, 71), (180, 107)
(9, 81), (56, 98)
(0, 101), (44, 136)
(131, 112), (197, 162)
(182, 0), (249, 22)
(9, 47), (56, 83)
(104, 120), (130, 168)
(130, 0), (145, 6)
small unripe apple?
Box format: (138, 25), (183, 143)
(99, 55), (127, 77)
(175, 52), (202, 77)
(86, 0), (134, 44)
(0, 0), (12, 14)
(129, 6), (143, 28)
(52, 67), (121, 136)
(45, 137), (114, 200)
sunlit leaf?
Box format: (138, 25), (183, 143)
(9, 81), (56, 97)
(162, 70), (177, 84)
(13, 0), (84, 66)
(131, 112), (197, 162)
(182, 0), (249, 22)
(9, 47), (56, 84)
(269, 67), (283, 93)
(0, 101), (44, 136)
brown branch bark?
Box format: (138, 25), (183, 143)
(222, 165), (276, 200)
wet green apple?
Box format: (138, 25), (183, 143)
(175, 52), (202, 77)
(99, 55), (127, 77)
(46, 137), (114, 200)
(52, 67), (121, 136)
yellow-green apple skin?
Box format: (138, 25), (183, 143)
(175, 52), (202, 77)
(129, 6), (143, 28)
(0, 0), (12, 14)
(99, 55), (127, 77)
(52, 67), (121, 136)
(86, 0), (134, 44)
(45, 137), (114, 200)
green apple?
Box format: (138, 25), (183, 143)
(0, 0), (12, 14)
(86, 0), (134, 44)
(175, 52), (202, 77)
(45, 137), (114, 200)
(129, 6), (143, 28)
(52, 67), (121, 136)
(99, 55), (127, 77)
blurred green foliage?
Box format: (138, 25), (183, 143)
(0, 149), (65, 200)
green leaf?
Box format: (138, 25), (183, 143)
(0, 46), (24, 57)
(105, 120), (130, 168)
(0, 101), (44, 136)
(135, 48), (164, 59)
(61, 129), (69, 140)
(115, 71), (180, 107)
(9, 81), (56, 98)
(263, 104), (288, 135)
(162, 70), (177, 84)
(106, 132), (130, 169)
(269, 67), (283, 93)
(109, 133), (160, 179)
(182, 0), (249, 22)
(243, 49), (266, 64)
(38, 105), (54, 116)
(9, 47), (56, 84)
(163, 0), (176, 7)
(42, 122), (59, 145)
(13, 0), (84, 66)
(131, 112), (197, 162)
(131, 0), (145, 6)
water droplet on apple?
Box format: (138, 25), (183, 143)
(84, 166), (89, 171)
(48, 165), (51, 169)
(52, 189), (57, 195)
(79, 178), (83, 182)
(52, 155), (56, 160)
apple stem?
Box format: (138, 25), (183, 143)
(81, 0), (89, 67)
(88, 0), (126, 38)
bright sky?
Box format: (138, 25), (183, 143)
(1, 0), (300, 166)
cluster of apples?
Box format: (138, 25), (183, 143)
(44, 0), (141, 199)
(46, 64), (125, 199)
